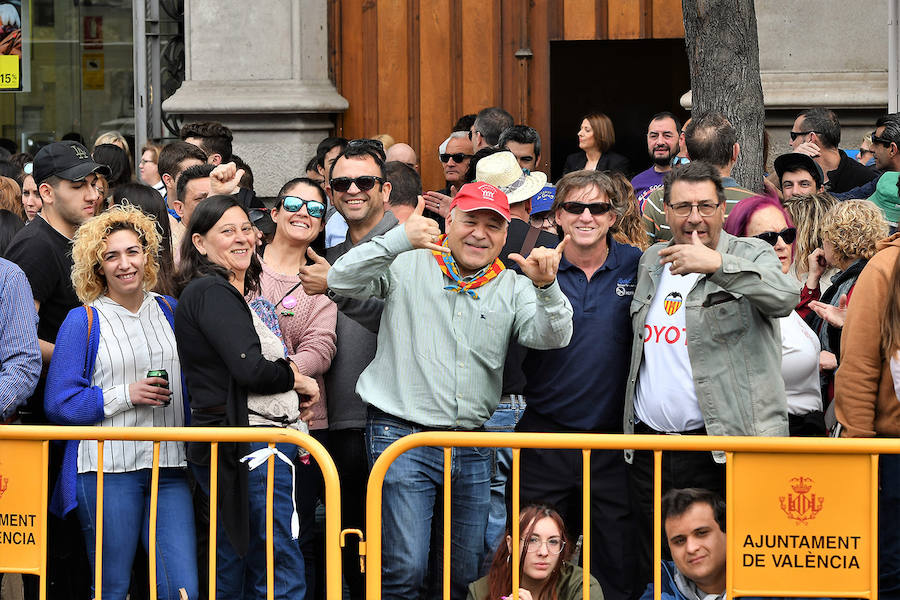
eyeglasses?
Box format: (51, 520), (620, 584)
(789, 130), (819, 141)
(347, 138), (386, 160)
(871, 131), (894, 147)
(529, 214), (555, 229)
(139, 158), (155, 165)
(754, 227), (796, 246)
(859, 148), (875, 155)
(525, 536), (566, 554)
(330, 175), (386, 193)
(280, 195), (326, 218)
(560, 201), (612, 216)
(666, 201), (721, 217)
(440, 152), (473, 164)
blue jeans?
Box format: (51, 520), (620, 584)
(191, 441), (306, 600)
(366, 411), (490, 600)
(482, 395), (527, 564)
(75, 468), (198, 600)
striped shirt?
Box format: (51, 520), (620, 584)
(0, 258), (41, 420)
(327, 226), (574, 429)
(77, 294), (186, 473)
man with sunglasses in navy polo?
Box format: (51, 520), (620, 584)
(624, 161), (798, 589)
(515, 169), (641, 600)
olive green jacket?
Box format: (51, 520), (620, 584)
(623, 231), (798, 462)
(466, 563), (604, 600)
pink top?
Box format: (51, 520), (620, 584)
(259, 261), (337, 430)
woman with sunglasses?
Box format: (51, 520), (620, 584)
(468, 504), (602, 600)
(257, 177), (336, 596)
(725, 193), (825, 436)
(802, 201), (889, 411)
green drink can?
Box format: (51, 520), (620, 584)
(147, 370), (170, 405)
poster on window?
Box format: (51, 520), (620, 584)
(0, 0), (29, 92)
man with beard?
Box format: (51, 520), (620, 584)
(631, 112), (681, 210)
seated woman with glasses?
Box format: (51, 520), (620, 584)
(725, 193), (825, 436)
(468, 504), (603, 600)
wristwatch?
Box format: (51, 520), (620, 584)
(325, 287), (338, 300)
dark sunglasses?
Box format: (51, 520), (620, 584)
(560, 201), (612, 216)
(330, 175), (386, 193)
(347, 138), (386, 160)
(789, 130), (818, 141)
(754, 227), (796, 246)
(280, 195), (326, 218)
(440, 152), (472, 164)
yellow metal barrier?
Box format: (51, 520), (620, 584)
(0, 426), (343, 600)
(365, 432), (897, 600)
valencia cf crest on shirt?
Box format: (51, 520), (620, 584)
(663, 292), (683, 316)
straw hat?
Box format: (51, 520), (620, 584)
(474, 151), (547, 205)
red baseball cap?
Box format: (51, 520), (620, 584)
(449, 182), (511, 222)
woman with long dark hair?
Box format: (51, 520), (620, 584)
(468, 504), (603, 600)
(175, 194), (318, 600)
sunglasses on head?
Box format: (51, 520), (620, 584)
(440, 152), (472, 164)
(560, 201), (612, 215)
(754, 227), (796, 246)
(329, 175), (386, 193)
(280, 195), (326, 218)
(347, 138), (386, 160)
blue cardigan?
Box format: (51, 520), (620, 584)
(44, 295), (188, 517)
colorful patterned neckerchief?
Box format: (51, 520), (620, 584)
(431, 234), (505, 299)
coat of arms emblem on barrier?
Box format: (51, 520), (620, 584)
(779, 476), (824, 524)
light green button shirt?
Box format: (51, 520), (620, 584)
(327, 226), (574, 429)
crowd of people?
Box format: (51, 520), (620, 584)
(0, 103), (899, 600)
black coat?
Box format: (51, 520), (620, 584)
(562, 150), (631, 177)
(175, 274), (294, 555)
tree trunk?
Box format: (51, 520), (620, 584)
(683, 0), (765, 193)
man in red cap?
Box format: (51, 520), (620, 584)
(327, 182), (574, 600)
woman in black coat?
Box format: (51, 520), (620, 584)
(562, 112), (630, 177)
(175, 194), (317, 599)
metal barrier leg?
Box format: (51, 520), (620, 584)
(511, 448), (520, 600)
(653, 450), (661, 600)
(209, 443), (218, 600)
(582, 449), (591, 600)
(95, 441), (104, 600)
(149, 442), (160, 600)
(443, 447), (451, 600)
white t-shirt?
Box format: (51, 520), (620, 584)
(779, 310), (822, 416)
(634, 265), (704, 432)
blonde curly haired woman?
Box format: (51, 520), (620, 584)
(44, 204), (197, 600)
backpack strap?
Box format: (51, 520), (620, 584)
(84, 305), (93, 339)
(520, 225), (543, 258)
(158, 296), (174, 314)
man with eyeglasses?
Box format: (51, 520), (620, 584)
(326, 181), (573, 600)
(789, 108), (877, 194)
(773, 153), (824, 201)
(516, 169), (641, 600)
(298, 139), (400, 600)
(625, 161), (797, 588)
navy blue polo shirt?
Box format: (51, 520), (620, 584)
(521, 237), (641, 431)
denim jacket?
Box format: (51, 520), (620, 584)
(624, 231), (798, 462)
